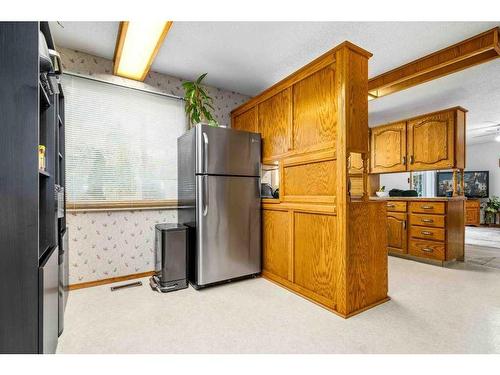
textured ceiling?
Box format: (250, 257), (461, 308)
(49, 21), (500, 143)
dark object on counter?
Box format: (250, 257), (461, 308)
(446, 191), (453, 197)
(389, 189), (418, 197)
(272, 188), (279, 199)
(150, 223), (188, 293)
(261, 183), (274, 198)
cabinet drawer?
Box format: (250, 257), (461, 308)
(409, 239), (445, 261)
(409, 225), (445, 241)
(410, 213), (445, 228)
(385, 201), (407, 212)
(465, 200), (480, 208)
(409, 201), (445, 214)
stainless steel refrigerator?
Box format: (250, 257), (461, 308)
(178, 124), (261, 288)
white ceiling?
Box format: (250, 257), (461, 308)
(49, 21), (500, 144)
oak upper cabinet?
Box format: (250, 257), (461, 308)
(258, 89), (292, 160)
(370, 107), (467, 173)
(407, 110), (455, 171)
(370, 122), (407, 173)
(232, 107), (257, 133)
(292, 66), (336, 154)
(387, 212), (407, 254)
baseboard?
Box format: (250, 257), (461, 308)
(68, 271), (156, 291)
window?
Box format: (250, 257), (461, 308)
(411, 171), (436, 197)
(62, 74), (186, 203)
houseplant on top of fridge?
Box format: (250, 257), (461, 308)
(182, 73), (218, 128)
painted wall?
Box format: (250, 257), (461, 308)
(61, 48), (250, 284)
(466, 141), (500, 198)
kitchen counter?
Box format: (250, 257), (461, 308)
(369, 196), (466, 202)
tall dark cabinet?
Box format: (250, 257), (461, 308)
(0, 21), (67, 354)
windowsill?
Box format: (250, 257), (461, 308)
(66, 200), (189, 212)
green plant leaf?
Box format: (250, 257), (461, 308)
(196, 73), (208, 84)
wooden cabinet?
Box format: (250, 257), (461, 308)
(387, 212), (407, 254)
(258, 89), (291, 160)
(232, 107), (257, 133)
(381, 198), (464, 265)
(370, 122), (407, 173)
(233, 42), (388, 318)
(292, 67), (336, 154)
(465, 199), (481, 226)
(407, 110), (455, 171)
(262, 209), (291, 281)
(370, 107), (467, 173)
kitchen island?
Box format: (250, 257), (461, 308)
(370, 196), (465, 266)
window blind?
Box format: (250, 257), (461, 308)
(62, 74), (186, 202)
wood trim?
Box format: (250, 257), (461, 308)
(113, 21), (128, 75)
(232, 41), (372, 116)
(67, 199), (179, 210)
(68, 271), (155, 291)
(369, 27), (500, 98)
(139, 21), (173, 81)
(262, 202), (336, 215)
(113, 21), (173, 82)
(371, 106), (468, 128)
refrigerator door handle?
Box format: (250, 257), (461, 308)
(202, 175), (209, 216)
(202, 131), (208, 174)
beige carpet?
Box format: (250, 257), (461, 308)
(57, 256), (500, 354)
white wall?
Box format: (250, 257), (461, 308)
(467, 141), (500, 197)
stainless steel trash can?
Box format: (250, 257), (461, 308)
(150, 223), (188, 293)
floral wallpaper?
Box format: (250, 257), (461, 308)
(59, 47), (250, 127)
(61, 48), (250, 285)
(67, 209), (177, 284)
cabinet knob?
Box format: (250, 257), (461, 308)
(421, 205), (434, 209)
(422, 218), (433, 223)
(421, 231), (432, 235)
(410, 155), (414, 164)
(402, 156), (406, 165)
(422, 248), (434, 253)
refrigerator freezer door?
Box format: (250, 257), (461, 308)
(196, 125), (261, 177)
(195, 175), (261, 285)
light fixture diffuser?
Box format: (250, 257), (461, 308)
(113, 21), (173, 81)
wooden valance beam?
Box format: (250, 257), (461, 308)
(368, 27), (500, 99)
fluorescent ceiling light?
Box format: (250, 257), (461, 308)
(495, 134), (500, 142)
(114, 21), (172, 81)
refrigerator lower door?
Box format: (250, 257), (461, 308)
(195, 175), (261, 286)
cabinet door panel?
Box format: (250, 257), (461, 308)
(262, 209), (291, 281)
(408, 111), (454, 170)
(387, 212), (407, 254)
(370, 122), (407, 173)
(258, 89), (291, 160)
(232, 107), (257, 133)
(292, 67), (336, 153)
(294, 212), (336, 301)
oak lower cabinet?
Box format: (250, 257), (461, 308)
(234, 41), (389, 318)
(369, 107), (467, 173)
(387, 211), (407, 254)
(380, 198), (465, 265)
(465, 199), (481, 226)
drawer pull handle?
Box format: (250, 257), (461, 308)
(421, 231), (433, 235)
(422, 248), (434, 253)
(422, 219), (434, 223)
(421, 206), (434, 209)
(387, 204), (396, 208)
